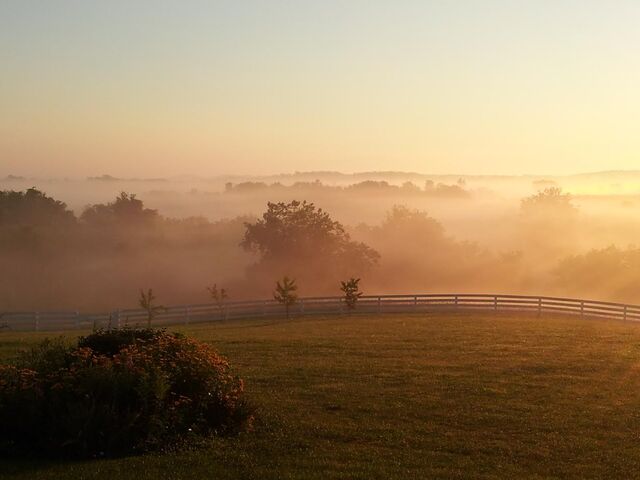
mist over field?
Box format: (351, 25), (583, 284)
(2, 170), (640, 312)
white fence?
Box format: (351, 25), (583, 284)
(2, 294), (640, 332)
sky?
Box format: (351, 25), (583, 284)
(1, 0), (640, 178)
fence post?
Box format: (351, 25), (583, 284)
(300, 299), (305, 315)
(580, 302), (584, 319)
(494, 296), (498, 311)
(34, 312), (39, 332)
(116, 310), (121, 329)
(537, 298), (542, 317)
(263, 301), (267, 317)
(454, 296), (459, 310)
(378, 296), (382, 314)
(624, 305), (628, 321)
(414, 295), (418, 310)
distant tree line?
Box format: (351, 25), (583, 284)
(224, 179), (470, 198)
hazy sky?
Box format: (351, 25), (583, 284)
(2, 0), (640, 178)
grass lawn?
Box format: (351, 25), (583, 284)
(2, 311), (640, 479)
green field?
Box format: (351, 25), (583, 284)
(2, 312), (640, 479)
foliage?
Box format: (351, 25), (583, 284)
(519, 188), (579, 257)
(0, 328), (252, 458)
(273, 276), (298, 318)
(554, 246), (640, 301)
(520, 187), (578, 218)
(80, 192), (159, 227)
(139, 289), (165, 328)
(0, 188), (75, 227)
(242, 200), (379, 284)
(340, 277), (363, 310)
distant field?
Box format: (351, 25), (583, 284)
(3, 312), (640, 479)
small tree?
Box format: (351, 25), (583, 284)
(273, 276), (298, 319)
(207, 284), (228, 319)
(138, 289), (165, 328)
(340, 277), (362, 311)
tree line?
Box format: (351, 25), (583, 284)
(1, 185), (634, 310)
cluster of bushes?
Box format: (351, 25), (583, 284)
(0, 329), (252, 457)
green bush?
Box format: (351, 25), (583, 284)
(0, 329), (253, 458)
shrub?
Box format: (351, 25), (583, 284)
(0, 328), (252, 458)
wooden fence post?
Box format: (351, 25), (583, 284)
(494, 296), (498, 311)
(580, 302), (584, 319)
(454, 296), (459, 310)
(414, 296), (418, 310)
(378, 296), (382, 314)
(624, 305), (628, 321)
(537, 298), (542, 317)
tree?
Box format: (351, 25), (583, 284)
(138, 289), (165, 328)
(81, 192), (159, 226)
(242, 201), (379, 285)
(340, 277), (362, 311)
(520, 187), (577, 218)
(273, 276), (298, 319)
(0, 188), (75, 227)
(519, 188), (579, 256)
(207, 284), (228, 319)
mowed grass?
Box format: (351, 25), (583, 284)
(3, 312), (640, 479)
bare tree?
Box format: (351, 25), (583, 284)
(273, 276), (298, 319)
(138, 289), (165, 328)
(340, 277), (362, 311)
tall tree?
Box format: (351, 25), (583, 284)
(242, 201), (378, 287)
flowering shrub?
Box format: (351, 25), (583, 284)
(0, 329), (252, 457)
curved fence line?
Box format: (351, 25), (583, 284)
(2, 293), (640, 332)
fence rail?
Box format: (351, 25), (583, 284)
(2, 294), (640, 332)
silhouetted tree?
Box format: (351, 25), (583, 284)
(0, 188), (75, 227)
(340, 277), (362, 310)
(138, 289), (165, 328)
(207, 284), (228, 318)
(520, 187), (577, 218)
(242, 200), (379, 285)
(273, 276), (298, 319)
(81, 192), (159, 226)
